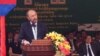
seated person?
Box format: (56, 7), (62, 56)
(10, 32), (22, 54)
(67, 32), (77, 53)
(78, 35), (97, 56)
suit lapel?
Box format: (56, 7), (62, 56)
(37, 22), (41, 39)
(91, 43), (95, 55)
(27, 22), (34, 39)
(84, 43), (87, 55)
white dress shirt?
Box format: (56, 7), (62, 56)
(30, 22), (37, 40)
(70, 39), (75, 51)
(86, 44), (95, 56)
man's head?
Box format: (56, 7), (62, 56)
(68, 32), (74, 39)
(81, 30), (87, 38)
(26, 9), (38, 23)
(95, 32), (100, 40)
(14, 33), (19, 40)
(85, 35), (92, 44)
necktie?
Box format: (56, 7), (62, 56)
(88, 45), (92, 56)
(32, 23), (36, 27)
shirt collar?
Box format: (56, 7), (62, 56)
(86, 43), (91, 46)
(30, 21), (37, 26)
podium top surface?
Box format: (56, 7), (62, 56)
(30, 40), (53, 45)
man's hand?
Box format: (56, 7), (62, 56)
(21, 40), (30, 45)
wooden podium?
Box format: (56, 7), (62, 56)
(21, 40), (55, 56)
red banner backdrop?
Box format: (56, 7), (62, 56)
(0, 0), (16, 56)
(0, 0), (16, 4)
(0, 16), (6, 56)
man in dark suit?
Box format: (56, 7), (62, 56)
(78, 35), (97, 56)
(67, 32), (77, 53)
(19, 9), (48, 45)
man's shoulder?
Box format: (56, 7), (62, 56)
(22, 22), (29, 24)
(38, 21), (46, 26)
(21, 22), (30, 27)
(38, 21), (44, 24)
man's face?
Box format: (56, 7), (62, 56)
(82, 32), (87, 37)
(86, 36), (92, 43)
(27, 10), (38, 23)
(14, 34), (19, 40)
(96, 34), (100, 40)
(69, 33), (75, 39)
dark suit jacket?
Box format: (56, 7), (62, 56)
(94, 40), (100, 56)
(10, 40), (22, 54)
(67, 38), (77, 52)
(78, 42), (97, 56)
(19, 21), (48, 43)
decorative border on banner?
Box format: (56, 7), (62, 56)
(24, 0), (32, 5)
(51, 0), (66, 4)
